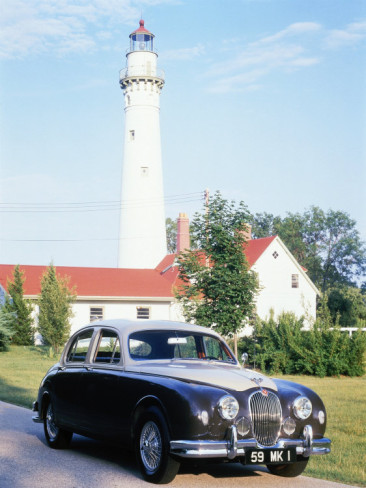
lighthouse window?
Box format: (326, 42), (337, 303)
(141, 166), (149, 175)
(130, 130), (135, 141)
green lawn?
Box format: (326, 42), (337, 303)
(0, 346), (365, 486)
(0, 346), (57, 408)
(275, 374), (366, 487)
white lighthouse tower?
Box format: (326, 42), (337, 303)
(118, 20), (167, 269)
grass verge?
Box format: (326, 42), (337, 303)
(0, 345), (57, 408)
(275, 374), (366, 487)
(0, 347), (365, 486)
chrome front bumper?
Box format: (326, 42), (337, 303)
(170, 425), (331, 460)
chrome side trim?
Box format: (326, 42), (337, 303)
(170, 425), (331, 459)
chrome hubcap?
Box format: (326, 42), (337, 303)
(140, 421), (162, 473)
(46, 403), (59, 440)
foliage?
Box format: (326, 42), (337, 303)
(175, 192), (259, 339)
(38, 264), (76, 354)
(166, 217), (177, 254)
(0, 308), (15, 351)
(240, 308), (366, 377)
(251, 206), (366, 293)
(327, 286), (366, 327)
(3, 265), (34, 345)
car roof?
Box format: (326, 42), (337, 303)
(79, 319), (222, 339)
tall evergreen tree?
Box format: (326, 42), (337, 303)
(38, 264), (76, 353)
(0, 308), (15, 351)
(176, 192), (259, 355)
(4, 265), (34, 345)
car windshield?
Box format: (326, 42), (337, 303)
(128, 330), (235, 363)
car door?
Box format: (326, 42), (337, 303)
(51, 328), (95, 430)
(79, 328), (129, 441)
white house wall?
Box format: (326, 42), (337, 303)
(252, 240), (317, 327)
(70, 299), (177, 335)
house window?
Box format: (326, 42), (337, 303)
(272, 251), (279, 259)
(292, 274), (299, 288)
(90, 307), (104, 322)
(137, 307), (150, 319)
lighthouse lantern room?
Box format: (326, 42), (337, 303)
(118, 21), (167, 269)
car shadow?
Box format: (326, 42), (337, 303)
(52, 434), (267, 481)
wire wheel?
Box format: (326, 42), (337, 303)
(46, 403), (59, 440)
(139, 420), (163, 474)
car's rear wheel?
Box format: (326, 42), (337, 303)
(266, 456), (309, 477)
(43, 399), (73, 449)
(135, 406), (180, 484)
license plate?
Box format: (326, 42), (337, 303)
(245, 448), (296, 465)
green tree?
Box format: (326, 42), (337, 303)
(3, 265), (34, 345)
(38, 264), (76, 354)
(166, 217), (177, 254)
(327, 286), (366, 327)
(0, 308), (15, 351)
(175, 192), (259, 355)
(252, 207), (365, 292)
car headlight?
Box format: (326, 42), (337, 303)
(218, 395), (239, 420)
(293, 396), (312, 419)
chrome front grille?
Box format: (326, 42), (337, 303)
(249, 391), (282, 446)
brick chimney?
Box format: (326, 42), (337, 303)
(240, 223), (252, 241)
(177, 212), (190, 252)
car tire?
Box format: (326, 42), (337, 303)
(266, 456), (309, 477)
(43, 399), (73, 449)
(135, 406), (180, 484)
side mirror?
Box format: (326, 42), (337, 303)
(241, 352), (248, 366)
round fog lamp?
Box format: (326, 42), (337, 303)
(283, 417), (296, 435)
(236, 417), (251, 436)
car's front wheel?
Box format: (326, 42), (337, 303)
(266, 456), (309, 477)
(43, 399), (73, 449)
(135, 406), (180, 484)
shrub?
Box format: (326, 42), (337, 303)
(239, 310), (366, 377)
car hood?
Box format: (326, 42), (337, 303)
(126, 361), (277, 392)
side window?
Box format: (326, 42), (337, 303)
(94, 330), (121, 364)
(67, 329), (94, 363)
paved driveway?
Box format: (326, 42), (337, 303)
(0, 401), (356, 488)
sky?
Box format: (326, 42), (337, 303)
(0, 0), (365, 269)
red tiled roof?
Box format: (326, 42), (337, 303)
(0, 238), (277, 298)
(244, 236), (277, 266)
(0, 265), (174, 298)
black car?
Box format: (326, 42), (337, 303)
(33, 319), (331, 484)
